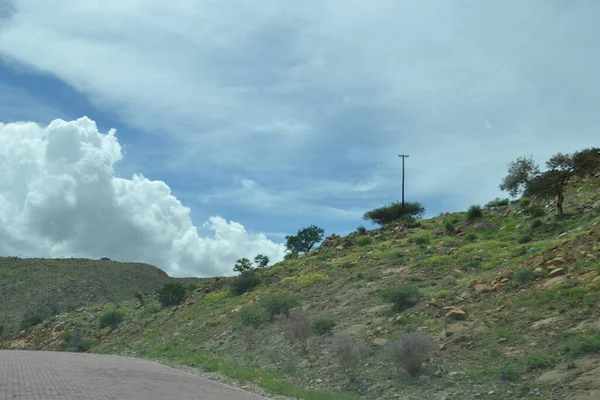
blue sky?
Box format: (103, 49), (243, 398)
(0, 0), (599, 276)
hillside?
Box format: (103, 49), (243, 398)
(0, 257), (172, 337)
(1, 175), (599, 400)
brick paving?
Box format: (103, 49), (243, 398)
(0, 350), (267, 400)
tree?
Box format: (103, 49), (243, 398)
(156, 283), (187, 307)
(285, 225), (325, 254)
(254, 254), (270, 268)
(500, 153), (575, 215)
(499, 155), (540, 198)
(363, 201), (425, 226)
(572, 147), (600, 178)
(525, 169), (571, 215)
(233, 258), (253, 273)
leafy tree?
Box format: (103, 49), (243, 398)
(572, 147), (600, 177)
(285, 225), (325, 254)
(254, 254), (270, 268)
(499, 155), (540, 197)
(363, 201), (425, 226)
(156, 283), (187, 307)
(500, 153), (575, 214)
(233, 258), (253, 273)
(525, 169), (571, 214)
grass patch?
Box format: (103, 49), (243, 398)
(282, 273), (329, 288)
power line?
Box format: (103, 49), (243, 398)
(413, 0), (570, 135)
(482, 0), (573, 88)
(450, 0), (551, 107)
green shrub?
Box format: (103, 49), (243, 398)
(466, 205), (483, 221)
(312, 317), (337, 336)
(413, 233), (431, 245)
(485, 198), (510, 208)
(499, 365), (520, 382)
(381, 285), (421, 312)
(237, 306), (266, 328)
(230, 271), (261, 296)
(0, 325), (3, 337)
(526, 205), (546, 218)
(357, 236), (373, 246)
(59, 332), (74, 343)
(530, 219), (543, 229)
(518, 234), (532, 244)
(444, 221), (456, 233)
(356, 225), (367, 234)
(20, 313), (44, 330)
(513, 269), (541, 286)
(525, 354), (559, 370)
(465, 232), (477, 242)
(568, 334), (600, 358)
(363, 201), (425, 226)
(156, 283), (186, 307)
(98, 310), (124, 330)
(259, 294), (300, 320)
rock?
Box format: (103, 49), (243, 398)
(531, 255), (545, 268)
(532, 316), (565, 329)
(442, 276), (457, 286)
(546, 257), (565, 267)
(549, 268), (566, 277)
(437, 248), (448, 255)
(501, 278), (509, 283)
(492, 283), (503, 292)
(497, 337), (508, 343)
(534, 267), (544, 273)
(473, 284), (493, 294)
(373, 338), (389, 346)
(544, 276), (567, 288)
(446, 308), (468, 320)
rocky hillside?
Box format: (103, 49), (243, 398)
(0, 257), (172, 336)
(1, 175), (599, 400)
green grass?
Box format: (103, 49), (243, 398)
(3, 178), (600, 400)
(0, 257), (172, 336)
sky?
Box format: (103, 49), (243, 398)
(0, 0), (598, 277)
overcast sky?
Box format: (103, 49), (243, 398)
(0, 0), (597, 277)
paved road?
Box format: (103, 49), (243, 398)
(0, 350), (268, 399)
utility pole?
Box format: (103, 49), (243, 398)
(398, 154), (409, 209)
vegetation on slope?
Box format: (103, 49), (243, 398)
(0, 258), (172, 337)
(1, 149), (599, 399)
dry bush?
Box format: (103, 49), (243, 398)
(387, 331), (433, 376)
(241, 325), (260, 351)
(279, 309), (310, 354)
(331, 332), (362, 382)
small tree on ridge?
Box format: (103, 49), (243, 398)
(285, 225), (325, 255)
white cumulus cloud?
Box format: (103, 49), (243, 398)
(0, 117), (286, 277)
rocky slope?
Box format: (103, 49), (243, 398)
(1, 176), (599, 399)
(0, 257), (172, 336)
